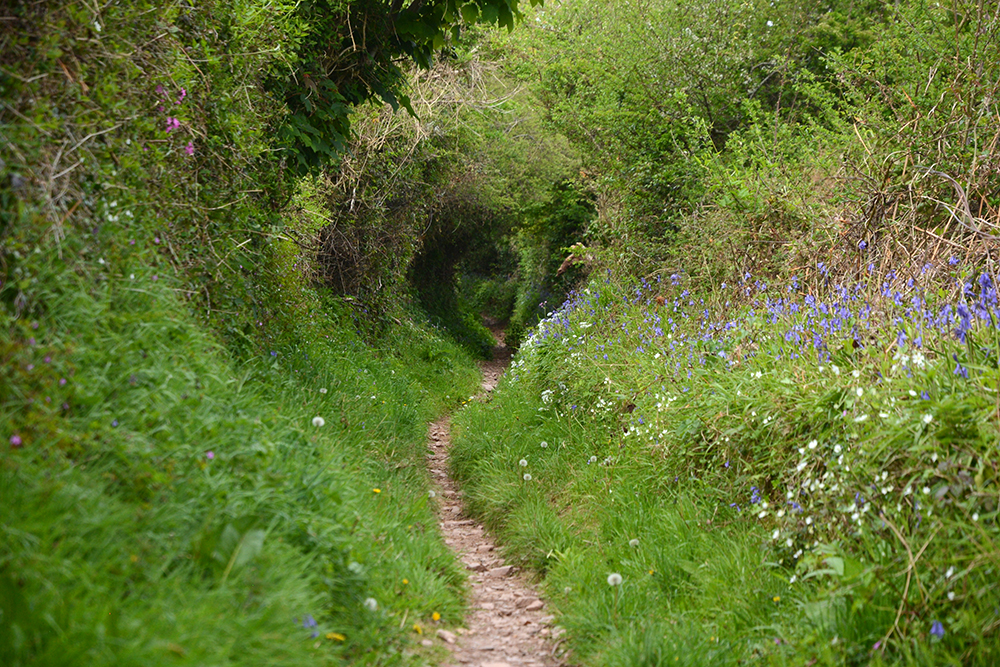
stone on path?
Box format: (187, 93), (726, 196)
(487, 565), (515, 577)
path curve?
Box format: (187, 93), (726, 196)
(425, 331), (566, 667)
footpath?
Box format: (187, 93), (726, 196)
(425, 333), (566, 667)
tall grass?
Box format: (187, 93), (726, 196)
(451, 259), (999, 665)
(1, 234), (480, 665)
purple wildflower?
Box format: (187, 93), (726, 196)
(930, 620), (945, 638)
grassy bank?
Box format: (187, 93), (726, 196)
(1, 4), (483, 665)
(1, 228), (481, 665)
(451, 264), (999, 666)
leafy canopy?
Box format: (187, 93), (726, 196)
(274, 0), (543, 175)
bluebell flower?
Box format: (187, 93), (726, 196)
(930, 620), (945, 638)
(953, 355), (969, 379)
(955, 304), (972, 343)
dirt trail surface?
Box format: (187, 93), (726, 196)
(425, 332), (566, 667)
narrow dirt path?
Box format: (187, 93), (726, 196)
(425, 330), (566, 667)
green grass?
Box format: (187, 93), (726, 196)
(451, 275), (1000, 666)
(0, 227), (481, 666)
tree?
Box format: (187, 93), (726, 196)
(271, 0), (543, 175)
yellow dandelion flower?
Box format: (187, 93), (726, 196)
(432, 612), (441, 621)
(413, 624), (423, 635)
(772, 595), (781, 603)
(373, 488), (381, 494)
(327, 632), (346, 641)
(402, 578), (409, 585)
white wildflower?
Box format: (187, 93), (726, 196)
(312, 416), (325, 427)
(607, 573), (623, 586)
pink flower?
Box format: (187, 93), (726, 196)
(155, 84), (165, 96)
(177, 88), (186, 104)
(205, 451), (214, 460)
(9, 435), (22, 447)
(165, 117), (181, 133)
(184, 142), (194, 156)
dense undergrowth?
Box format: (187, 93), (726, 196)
(5, 0), (1000, 665)
(450, 7), (1000, 660)
(451, 262), (1000, 665)
(2, 247), (479, 665)
(0, 2), (496, 666)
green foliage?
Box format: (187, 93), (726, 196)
(0, 2), (485, 665)
(452, 272), (1000, 665)
(495, 0), (855, 272)
(268, 0), (546, 175)
(0, 230), (480, 665)
(508, 179), (595, 346)
(493, 0), (1000, 287)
